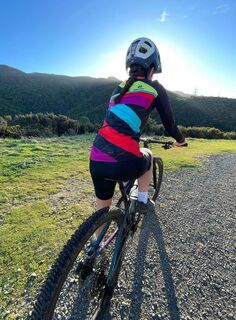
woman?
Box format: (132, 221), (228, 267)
(90, 37), (187, 214)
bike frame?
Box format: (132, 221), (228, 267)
(89, 179), (135, 286)
(88, 138), (173, 287)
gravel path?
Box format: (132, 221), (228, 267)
(104, 153), (236, 320)
(28, 153), (236, 320)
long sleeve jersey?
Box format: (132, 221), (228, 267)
(90, 79), (184, 162)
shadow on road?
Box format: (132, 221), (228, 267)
(67, 208), (180, 320)
(127, 209), (180, 320)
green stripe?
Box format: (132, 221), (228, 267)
(118, 81), (126, 88)
(118, 80), (158, 97)
(129, 81), (158, 96)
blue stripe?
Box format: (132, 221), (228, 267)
(109, 104), (141, 133)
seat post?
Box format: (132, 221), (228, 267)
(118, 181), (128, 203)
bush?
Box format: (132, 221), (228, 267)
(4, 125), (23, 138)
(0, 112), (235, 140)
(155, 125), (236, 140)
(2, 113), (82, 138)
(224, 131), (236, 139)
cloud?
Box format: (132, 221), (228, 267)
(159, 10), (169, 22)
(215, 3), (229, 12)
(217, 4), (229, 9)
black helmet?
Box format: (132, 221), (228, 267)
(126, 37), (162, 74)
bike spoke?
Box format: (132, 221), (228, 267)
(52, 220), (119, 319)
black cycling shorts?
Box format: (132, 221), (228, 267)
(90, 150), (151, 200)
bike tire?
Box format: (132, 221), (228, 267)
(30, 207), (124, 320)
(149, 156), (163, 202)
(92, 214), (128, 319)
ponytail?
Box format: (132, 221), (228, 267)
(114, 64), (147, 104)
(114, 76), (136, 104)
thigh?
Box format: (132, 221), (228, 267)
(91, 175), (116, 200)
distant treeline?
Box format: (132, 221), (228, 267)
(0, 113), (235, 140)
(0, 113), (97, 138)
(145, 118), (236, 140)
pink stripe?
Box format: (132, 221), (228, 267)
(120, 95), (152, 109)
(99, 121), (141, 157)
(90, 146), (118, 162)
(109, 92), (154, 109)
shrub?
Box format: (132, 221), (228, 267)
(1, 112), (235, 139)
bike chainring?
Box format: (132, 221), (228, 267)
(90, 255), (109, 297)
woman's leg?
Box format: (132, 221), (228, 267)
(138, 148), (153, 192)
(96, 197), (113, 211)
(94, 197), (113, 238)
(90, 161), (116, 238)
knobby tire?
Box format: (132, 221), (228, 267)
(30, 207), (123, 320)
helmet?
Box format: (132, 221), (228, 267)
(126, 37), (162, 74)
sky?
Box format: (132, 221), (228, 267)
(0, 0), (236, 98)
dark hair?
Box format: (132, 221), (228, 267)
(114, 64), (148, 104)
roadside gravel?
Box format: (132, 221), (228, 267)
(105, 153), (236, 320)
(27, 153), (236, 320)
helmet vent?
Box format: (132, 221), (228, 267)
(139, 47), (147, 54)
(144, 41), (152, 47)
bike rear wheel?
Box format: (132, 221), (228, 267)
(30, 207), (124, 320)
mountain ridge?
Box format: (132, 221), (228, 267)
(0, 65), (235, 131)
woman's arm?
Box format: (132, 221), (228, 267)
(153, 82), (185, 143)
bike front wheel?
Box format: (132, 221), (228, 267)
(30, 207), (124, 320)
(117, 157), (163, 206)
(149, 156), (163, 202)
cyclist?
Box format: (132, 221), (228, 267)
(90, 37), (187, 214)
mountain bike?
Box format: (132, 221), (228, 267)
(30, 137), (173, 320)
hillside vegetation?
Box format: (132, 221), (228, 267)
(0, 65), (236, 132)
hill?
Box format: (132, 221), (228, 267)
(0, 65), (235, 131)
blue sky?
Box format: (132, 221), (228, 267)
(0, 0), (236, 98)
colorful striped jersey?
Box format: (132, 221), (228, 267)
(90, 79), (183, 162)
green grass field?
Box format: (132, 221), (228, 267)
(0, 135), (236, 319)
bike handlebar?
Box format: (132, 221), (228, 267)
(140, 137), (188, 149)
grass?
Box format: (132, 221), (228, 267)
(0, 136), (90, 210)
(150, 137), (236, 171)
(0, 134), (235, 318)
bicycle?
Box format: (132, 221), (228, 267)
(30, 137), (174, 320)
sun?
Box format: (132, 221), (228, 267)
(91, 40), (222, 97)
